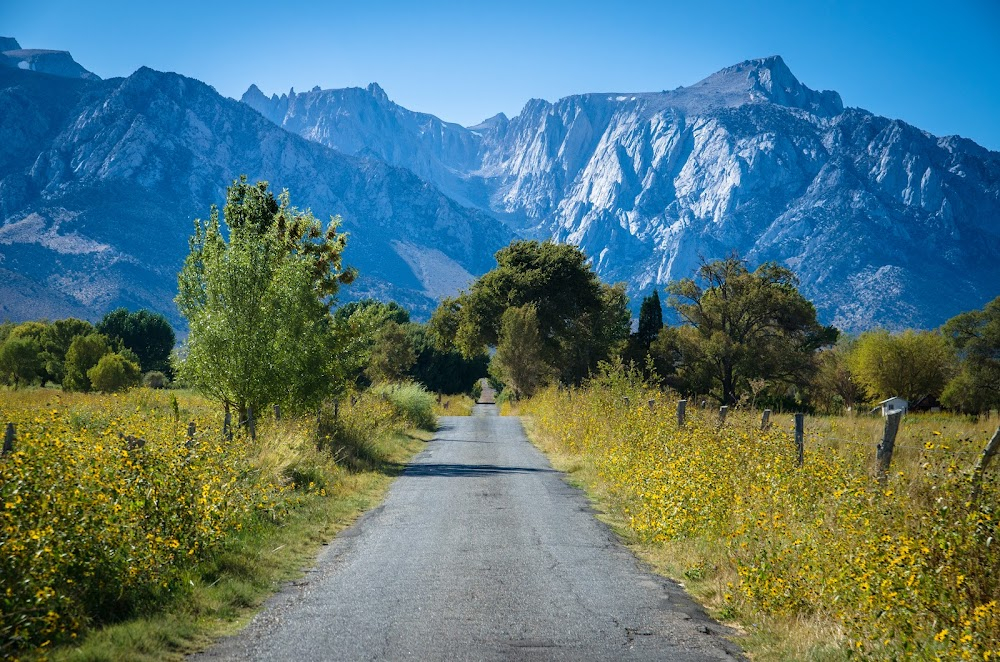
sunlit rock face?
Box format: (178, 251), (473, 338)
(246, 56), (999, 331)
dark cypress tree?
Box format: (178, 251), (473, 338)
(636, 290), (663, 349)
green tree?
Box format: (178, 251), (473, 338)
(489, 304), (552, 399)
(334, 299), (410, 326)
(39, 318), (93, 384)
(175, 177), (354, 419)
(435, 240), (630, 384)
(637, 289), (663, 347)
(625, 289), (664, 372)
(941, 296), (1000, 413)
(63, 333), (112, 392)
(0, 336), (43, 387)
(366, 321), (417, 383)
(848, 329), (954, 403)
(87, 352), (141, 393)
(941, 368), (995, 415)
(810, 336), (865, 413)
(666, 254), (837, 405)
(646, 325), (685, 388)
(331, 299), (415, 389)
(406, 323), (488, 394)
(96, 308), (175, 376)
(6, 321), (50, 384)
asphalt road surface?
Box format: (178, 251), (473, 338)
(194, 405), (744, 661)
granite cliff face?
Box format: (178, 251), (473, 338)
(244, 56), (1000, 330)
(0, 62), (508, 326)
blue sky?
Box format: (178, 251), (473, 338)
(4, 0), (999, 150)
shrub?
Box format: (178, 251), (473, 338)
(87, 353), (141, 393)
(142, 370), (169, 389)
(372, 382), (436, 430)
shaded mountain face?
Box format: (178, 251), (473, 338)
(0, 37), (99, 80)
(0, 64), (509, 327)
(244, 56), (1000, 331)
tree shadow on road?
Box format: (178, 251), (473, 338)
(401, 463), (556, 478)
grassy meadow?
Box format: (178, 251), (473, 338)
(515, 380), (1000, 661)
(0, 385), (437, 660)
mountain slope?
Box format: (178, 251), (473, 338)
(0, 65), (509, 326)
(0, 37), (99, 80)
(244, 56), (1000, 331)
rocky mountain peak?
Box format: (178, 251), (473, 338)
(468, 112), (509, 133)
(681, 55), (842, 116)
(366, 82), (389, 102)
(242, 83), (267, 104)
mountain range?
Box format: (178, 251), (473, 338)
(1, 37), (998, 332)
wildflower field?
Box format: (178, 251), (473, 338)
(520, 374), (1000, 660)
(1, 385), (433, 659)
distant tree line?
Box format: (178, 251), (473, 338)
(626, 265), (999, 415)
(425, 241), (998, 416)
(0, 309), (175, 392)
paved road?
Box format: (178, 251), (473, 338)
(194, 406), (744, 661)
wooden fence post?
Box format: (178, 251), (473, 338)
(876, 411), (902, 482)
(186, 422), (196, 449)
(334, 400), (339, 421)
(677, 400), (687, 428)
(273, 404), (281, 421)
(648, 398), (656, 411)
(247, 407), (256, 441)
(3, 423), (14, 456)
(971, 427), (1000, 501)
(223, 411), (233, 441)
(761, 409), (771, 431)
(794, 413), (804, 467)
(718, 406), (728, 426)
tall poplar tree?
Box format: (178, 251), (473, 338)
(176, 177), (354, 419)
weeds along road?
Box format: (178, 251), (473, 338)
(193, 405), (744, 661)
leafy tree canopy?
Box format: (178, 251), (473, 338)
(0, 336), (43, 387)
(941, 295), (1000, 412)
(489, 304), (553, 399)
(406, 323), (487, 395)
(97, 308), (175, 376)
(666, 254), (837, 404)
(636, 289), (663, 348)
(334, 299), (409, 325)
(433, 240), (630, 384)
(40, 318), (93, 384)
(848, 329), (954, 403)
(63, 333), (113, 392)
(176, 177), (354, 418)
